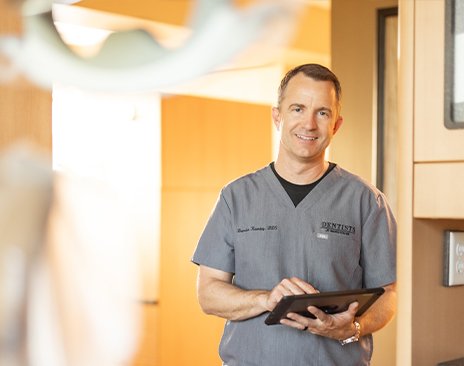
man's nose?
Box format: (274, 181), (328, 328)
(303, 114), (317, 130)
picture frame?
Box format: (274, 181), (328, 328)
(376, 7), (398, 209)
(444, 0), (464, 129)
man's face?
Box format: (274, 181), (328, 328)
(272, 73), (343, 165)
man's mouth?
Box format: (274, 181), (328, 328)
(296, 134), (316, 141)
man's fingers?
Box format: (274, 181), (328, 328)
(273, 278), (313, 297)
(287, 277), (319, 294)
(267, 277), (319, 311)
(306, 306), (325, 320)
(306, 301), (359, 320)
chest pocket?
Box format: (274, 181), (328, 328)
(309, 232), (362, 291)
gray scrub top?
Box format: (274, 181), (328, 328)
(191, 164), (397, 366)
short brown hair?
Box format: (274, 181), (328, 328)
(277, 64), (342, 117)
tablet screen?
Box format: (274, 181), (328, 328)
(265, 287), (385, 325)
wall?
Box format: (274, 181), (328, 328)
(1, 1), (331, 365)
(397, 1), (464, 365)
(0, 0), (52, 154)
(331, 1), (398, 366)
(412, 219), (464, 365)
(132, 95), (273, 366)
(0, 2), (327, 365)
(331, 0), (398, 183)
(75, 0), (331, 73)
(75, 0), (191, 25)
(69, 3), (328, 365)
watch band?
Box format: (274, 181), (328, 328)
(339, 321), (361, 346)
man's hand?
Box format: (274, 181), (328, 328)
(281, 301), (359, 340)
(279, 282), (397, 340)
(197, 267), (320, 322)
(266, 277), (319, 312)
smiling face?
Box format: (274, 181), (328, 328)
(272, 72), (343, 166)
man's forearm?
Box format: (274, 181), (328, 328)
(197, 265), (270, 321)
(357, 282), (397, 337)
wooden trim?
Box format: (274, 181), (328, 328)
(396, 1), (415, 365)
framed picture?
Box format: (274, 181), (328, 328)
(376, 7), (398, 214)
(444, 0), (464, 129)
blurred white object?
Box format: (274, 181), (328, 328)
(0, 0), (299, 92)
(0, 145), (141, 366)
(0, 145), (53, 366)
(28, 173), (141, 366)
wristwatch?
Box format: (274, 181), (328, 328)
(339, 321), (361, 346)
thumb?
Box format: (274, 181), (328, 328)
(348, 301), (359, 315)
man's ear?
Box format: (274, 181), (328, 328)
(271, 107), (281, 131)
(333, 116), (343, 135)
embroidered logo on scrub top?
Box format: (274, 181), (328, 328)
(320, 221), (355, 236)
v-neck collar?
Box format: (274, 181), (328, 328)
(262, 163), (340, 210)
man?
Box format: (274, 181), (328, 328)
(191, 64), (397, 366)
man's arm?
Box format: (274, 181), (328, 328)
(197, 264), (396, 339)
(196, 265), (318, 321)
(282, 282), (397, 340)
(355, 281), (397, 336)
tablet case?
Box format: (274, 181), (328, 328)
(265, 287), (385, 325)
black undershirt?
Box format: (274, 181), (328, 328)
(270, 162), (336, 207)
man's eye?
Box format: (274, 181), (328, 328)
(294, 108), (302, 112)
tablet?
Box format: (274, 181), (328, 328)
(264, 287), (385, 325)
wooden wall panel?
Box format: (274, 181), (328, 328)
(157, 190), (226, 366)
(412, 219), (464, 366)
(414, 163), (464, 219)
(395, 1), (464, 365)
(0, 85), (52, 153)
(131, 305), (159, 366)
(155, 95), (272, 366)
(414, 0), (464, 162)
(76, 0), (191, 25)
(161, 95), (273, 189)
